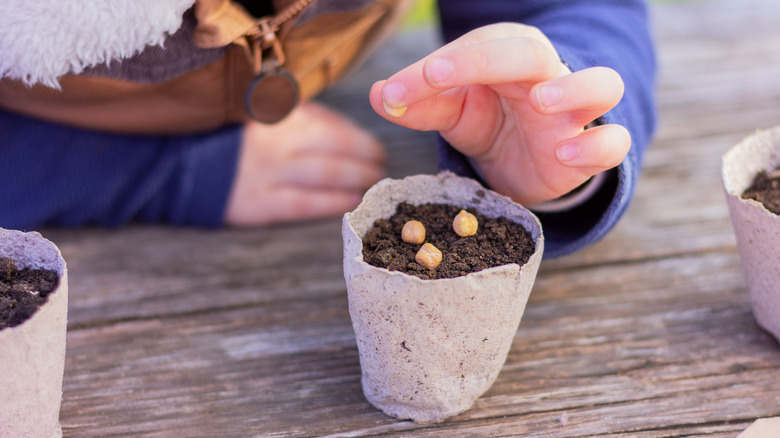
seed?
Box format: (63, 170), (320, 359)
(415, 243), (442, 270)
(453, 210), (478, 237)
(401, 220), (426, 244)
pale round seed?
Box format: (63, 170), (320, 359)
(453, 210), (478, 237)
(401, 220), (426, 244)
(415, 242), (443, 270)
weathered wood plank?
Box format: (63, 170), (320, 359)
(46, 224), (348, 327)
(59, 249), (780, 437)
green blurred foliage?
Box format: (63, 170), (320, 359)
(401, 0), (438, 28)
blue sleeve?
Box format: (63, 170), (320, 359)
(0, 109), (240, 230)
(436, 0), (657, 258)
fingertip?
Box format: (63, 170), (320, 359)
(555, 143), (581, 163)
(556, 124), (632, 169)
(383, 101), (407, 118)
(598, 66), (625, 91)
(369, 81), (385, 104)
(424, 57), (454, 86)
(381, 81), (407, 108)
(535, 84), (563, 112)
(369, 80), (385, 97)
(530, 67), (625, 121)
(593, 67), (625, 106)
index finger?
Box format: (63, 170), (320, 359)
(379, 30), (569, 111)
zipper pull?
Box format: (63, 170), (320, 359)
(245, 18), (299, 124)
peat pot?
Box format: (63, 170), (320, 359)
(342, 172), (544, 423)
(0, 228), (68, 438)
(722, 126), (780, 342)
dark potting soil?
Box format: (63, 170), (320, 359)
(742, 169), (780, 214)
(0, 256), (60, 330)
(362, 202), (536, 280)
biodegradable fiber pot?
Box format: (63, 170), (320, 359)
(722, 126), (780, 342)
(738, 417), (780, 438)
(342, 172), (544, 423)
(0, 229), (68, 438)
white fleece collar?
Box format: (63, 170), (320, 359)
(0, 0), (195, 88)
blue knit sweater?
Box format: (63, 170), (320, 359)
(0, 0), (655, 258)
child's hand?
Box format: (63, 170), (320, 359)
(225, 102), (385, 225)
(369, 23), (629, 206)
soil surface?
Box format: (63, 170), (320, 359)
(362, 202), (536, 280)
(743, 169), (780, 214)
(0, 257), (60, 330)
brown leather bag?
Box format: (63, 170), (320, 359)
(0, 0), (408, 134)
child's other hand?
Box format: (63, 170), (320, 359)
(369, 23), (629, 206)
(225, 102), (385, 225)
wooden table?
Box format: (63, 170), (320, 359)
(42, 0), (780, 436)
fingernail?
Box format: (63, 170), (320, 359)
(382, 81), (406, 108)
(556, 143), (580, 162)
(537, 85), (563, 109)
(426, 58), (453, 84)
(383, 101), (407, 118)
